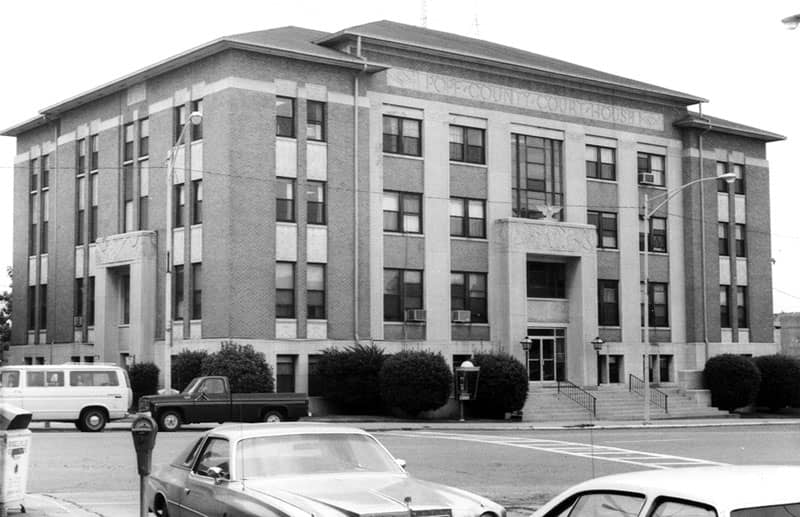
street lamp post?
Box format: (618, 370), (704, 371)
(640, 171), (736, 422)
(591, 336), (604, 386)
(520, 336), (532, 381)
(163, 110), (202, 393)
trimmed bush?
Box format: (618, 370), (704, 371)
(171, 349), (209, 392)
(201, 341), (274, 393)
(129, 362), (160, 408)
(471, 353), (528, 418)
(380, 350), (453, 417)
(703, 354), (761, 411)
(316, 343), (386, 414)
(753, 354), (800, 411)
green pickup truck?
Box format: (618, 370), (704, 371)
(138, 376), (310, 431)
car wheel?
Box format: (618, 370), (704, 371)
(263, 410), (284, 423)
(153, 494), (170, 517)
(80, 408), (107, 432)
(158, 410), (182, 432)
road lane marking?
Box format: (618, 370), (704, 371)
(385, 431), (728, 469)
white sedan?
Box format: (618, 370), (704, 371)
(532, 466), (800, 517)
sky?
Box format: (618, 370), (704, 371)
(0, 0), (798, 311)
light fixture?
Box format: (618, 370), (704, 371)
(782, 14), (800, 29)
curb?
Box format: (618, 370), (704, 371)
(14, 494), (99, 517)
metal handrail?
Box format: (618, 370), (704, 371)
(628, 374), (669, 413)
(557, 380), (597, 417)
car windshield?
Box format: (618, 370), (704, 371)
(237, 433), (403, 479)
(182, 378), (202, 394)
(732, 503), (800, 517)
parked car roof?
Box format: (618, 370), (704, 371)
(207, 422), (371, 440)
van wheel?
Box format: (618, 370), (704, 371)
(158, 410), (182, 432)
(80, 408), (107, 432)
(263, 410), (284, 423)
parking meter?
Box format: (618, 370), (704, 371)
(131, 414), (157, 476)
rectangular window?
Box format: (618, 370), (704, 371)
(87, 276), (95, 326)
(733, 164), (745, 195)
(174, 105), (186, 142)
(276, 355), (296, 393)
(450, 198), (485, 238)
(139, 160), (149, 229)
(587, 211), (618, 249)
(717, 162), (729, 193)
(29, 193), (38, 255)
(173, 265), (184, 321)
(639, 216), (667, 252)
(720, 285), (731, 328)
(383, 191), (421, 233)
(276, 262), (295, 318)
(191, 99), (203, 141)
(383, 269), (423, 322)
(383, 115), (421, 156)
(89, 135), (99, 171)
(585, 145), (616, 180)
(121, 272), (130, 324)
(40, 154), (50, 189)
(76, 175), (86, 245)
(307, 264), (326, 320)
(174, 184), (185, 227)
(637, 152), (665, 186)
(39, 284), (47, 330)
(718, 223), (730, 256)
(598, 280), (620, 326)
(123, 123), (135, 162)
(642, 282), (669, 327)
(276, 96), (295, 138)
(40, 191), (49, 254)
(450, 272), (487, 323)
(89, 173), (98, 243)
(306, 101), (325, 141)
(276, 178), (295, 222)
(737, 286), (748, 328)
(191, 263), (202, 320)
(28, 286), (36, 330)
(449, 125), (485, 164)
(512, 134), (563, 220)
(75, 278), (84, 319)
(735, 224), (746, 257)
(29, 158), (38, 192)
(138, 118), (149, 157)
(192, 179), (203, 225)
(123, 164), (134, 233)
(77, 138), (87, 175)
(527, 262), (566, 298)
(306, 181), (326, 225)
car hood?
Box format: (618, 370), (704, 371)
(242, 473), (497, 517)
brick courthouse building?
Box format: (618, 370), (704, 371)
(3, 21), (783, 393)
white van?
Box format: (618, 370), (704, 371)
(0, 363), (132, 432)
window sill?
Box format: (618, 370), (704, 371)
(451, 322), (489, 326)
(597, 248), (619, 253)
(449, 160), (487, 168)
(639, 251), (669, 256)
(599, 326), (621, 330)
(308, 223), (328, 228)
(384, 231), (424, 237)
(384, 320), (426, 325)
(277, 136), (297, 142)
(587, 177), (617, 184)
(276, 318), (297, 322)
(526, 297), (567, 302)
(276, 220), (298, 226)
(383, 152), (424, 161)
(117, 324), (130, 329)
(307, 139), (327, 145)
(450, 236), (488, 242)
(638, 184), (667, 190)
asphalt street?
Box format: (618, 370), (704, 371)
(18, 422), (800, 516)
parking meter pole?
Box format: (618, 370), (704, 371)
(139, 475), (147, 517)
(131, 414), (157, 517)
(459, 400), (465, 423)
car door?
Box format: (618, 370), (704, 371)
(181, 437), (229, 517)
(185, 378), (228, 423)
(0, 370), (23, 408)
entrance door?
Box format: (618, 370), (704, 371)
(526, 328), (565, 382)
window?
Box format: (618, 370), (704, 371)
(383, 269), (423, 322)
(40, 190), (48, 254)
(553, 492), (645, 517)
(191, 99), (203, 141)
(587, 211), (617, 249)
(306, 181), (326, 225)
(121, 272), (130, 324)
(737, 286), (748, 328)
(383, 191), (422, 233)
(637, 152), (665, 186)
(29, 157), (38, 191)
(276, 262), (295, 318)
(173, 265), (184, 321)
(276, 96), (295, 138)
(651, 499), (715, 517)
(527, 262), (566, 298)
(89, 135), (99, 171)
(598, 280), (620, 326)
(585, 145), (616, 180)
(191, 263), (202, 320)
(123, 164), (134, 233)
(139, 118), (149, 157)
(450, 198), (485, 238)
(735, 224), (746, 257)
(174, 104), (186, 142)
(123, 123), (135, 162)
(717, 162), (729, 192)
(89, 173), (98, 243)
(76, 176), (86, 245)
(307, 264), (325, 319)
(306, 101), (325, 141)
(733, 163), (745, 194)
(642, 282), (669, 327)
(718, 223), (730, 256)
(383, 115), (421, 156)
(27, 286), (36, 330)
(194, 438), (229, 479)
(139, 160), (149, 229)
(75, 278), (84, 319)
(192, 179), (203, 225)
(720, 285), (731, 328)
(87, 276), (95, 326)
(39, 284), (47, 329)
(639, 217), (667, 253)
(449, 125), (485, 164)
(276, 355), (296, 393)
(77, 139), (87, 175)
(450, 272), (487, 323)
(174, 184), (185, 227)
(40, 154), (50, 189)
(276, 178), (295, 222)
(29, 192), (38, 255)
(512, 134), (563, 220)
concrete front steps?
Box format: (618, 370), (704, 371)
(521, 384), (732, 422)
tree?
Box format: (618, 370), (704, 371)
(171, 349), (209, 391)
(0, 267), (12, 364)
(200, 341), (274, 393)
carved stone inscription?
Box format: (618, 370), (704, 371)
(503, 221), (596, 255)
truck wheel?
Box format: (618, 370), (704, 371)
(158, 410), (182, 432)
(79, 408), (107, 432)
(263, 410), (284, 423)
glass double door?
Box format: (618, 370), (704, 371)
(526, 328), (566, 382)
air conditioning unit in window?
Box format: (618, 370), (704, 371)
(405, 309), (427, 322)
(638, 172), (656, 185)
(73, 316), (83, 328)
(451, 310), (471, 323)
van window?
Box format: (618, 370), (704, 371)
(0, 371), (20, 387)
(27, 371), (46, 387)
(69, 370), (120, 387)
(46, 371), (65, 387)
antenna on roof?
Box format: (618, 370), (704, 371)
(421, 0), (428, 27)
(473, 12), (480, 37)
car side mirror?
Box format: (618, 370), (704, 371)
(207, 466), (227, 484)
(395, 458), (407, 470)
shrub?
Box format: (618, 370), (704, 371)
(380, 350), (453, 416)
(471, 352), (528, 418)
(171, 349), (209, 392)
(129, 362), (160, 408)
(753, 354), (800, 411)
(703, 354), (761, 411)
(200, 341), (274, 393)
(316, 343), (386, 414)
